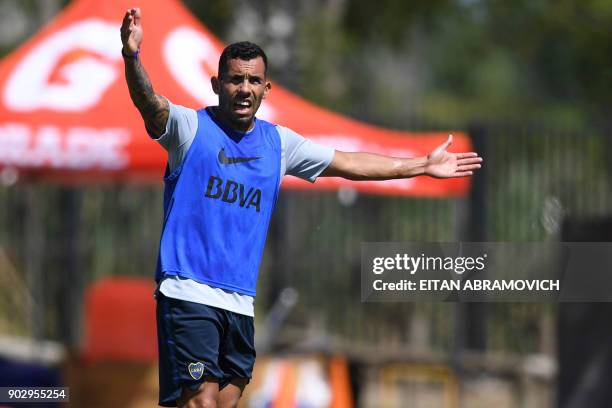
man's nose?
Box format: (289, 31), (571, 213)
(238, 79), (251, 93)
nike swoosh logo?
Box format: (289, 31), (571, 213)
(218, 148), (261, 165)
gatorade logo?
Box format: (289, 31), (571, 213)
(3, 19), (121, 112)
(204, 176), (262, 212)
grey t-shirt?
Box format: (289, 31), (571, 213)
(155, 102), (335, 182)
(155, 101), (335, 316)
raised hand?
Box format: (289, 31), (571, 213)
(120, 8), (143, 56)
(424, 135), (483, 178)
(120, 7), (168, 137)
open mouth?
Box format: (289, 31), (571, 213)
(233, 99), (252, 115)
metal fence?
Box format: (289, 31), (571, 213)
(0, 121), (610, 357)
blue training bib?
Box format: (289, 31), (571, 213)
(155, 108), (281, 296)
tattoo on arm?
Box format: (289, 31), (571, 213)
(124, 58), (169, 137)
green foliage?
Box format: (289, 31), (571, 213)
(343, 0), (449, 47)
(315, 0), (610, 124)
(182, 0), (234, 39)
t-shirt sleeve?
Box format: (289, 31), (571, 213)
(278, 125), (335, 183)
(150, 99), (198, 173)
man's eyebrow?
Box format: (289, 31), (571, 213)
(226, 73), (264, 81)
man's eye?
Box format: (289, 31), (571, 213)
(251, 79), (262, 84)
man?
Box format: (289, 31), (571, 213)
(120, 7), (482, 408)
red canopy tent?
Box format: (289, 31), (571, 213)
(0, 0), (472, 197)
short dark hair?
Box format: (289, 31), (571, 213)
(218, 41), (268, 77)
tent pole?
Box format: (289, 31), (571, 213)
(24, 185), (45, 340)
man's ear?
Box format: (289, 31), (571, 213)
(263, 81), (272, 99)
(211, 76), (220, 95)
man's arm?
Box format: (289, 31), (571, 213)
(120, 8), (168, 138)
(321, 135), (482, 180)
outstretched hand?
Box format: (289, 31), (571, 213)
(120, 8), (143, 55)
(424, 135), (483, 178)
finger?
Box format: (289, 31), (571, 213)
(454, 171), (474, 177)
(121, 10), (132, 28)
(131, 7), (142, 25)
(456, 152), (479, 159)
(457, 157), (483, 165)
(457, 164), (481, 171)
(441, 134), (453, 150)
(432, 134), (452, 156)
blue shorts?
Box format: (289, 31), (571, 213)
(155, 291), (255, 407)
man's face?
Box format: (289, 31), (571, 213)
(212, 57), (271, 132)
